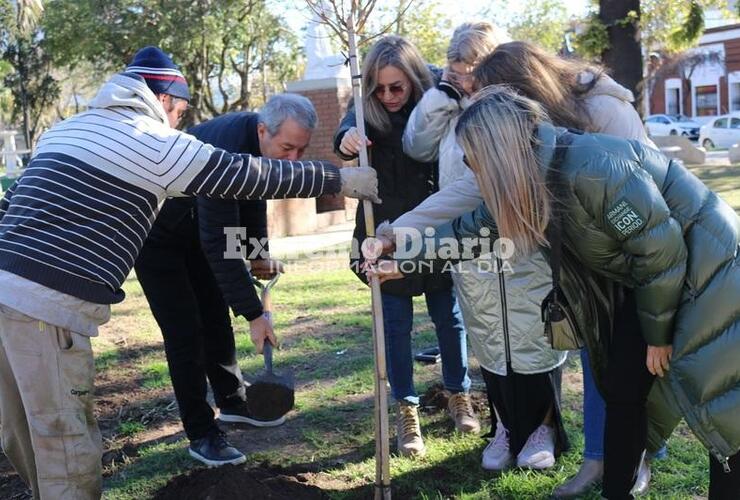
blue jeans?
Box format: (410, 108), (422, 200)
(582, 349), (607, 460)
(582, 349), (667, 461)
(381, 289), (470, 405)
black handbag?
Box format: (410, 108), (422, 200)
(541, 134), (585, 351)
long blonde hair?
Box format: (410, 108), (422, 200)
(455, 85), (552, 255)
(447, 21), (509, 66)
(473, 41), (604, 131)
(362, 36), (433, 133)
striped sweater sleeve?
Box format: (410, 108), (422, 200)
(168, 144), (343, 200)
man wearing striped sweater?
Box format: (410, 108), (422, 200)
(0, 46), (378, 500)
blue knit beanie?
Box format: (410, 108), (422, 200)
(126, 46), (190, 101)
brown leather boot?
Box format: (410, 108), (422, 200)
(447, 392), (481, 434)
(396, 403), (426, 457)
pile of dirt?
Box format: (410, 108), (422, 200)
(153, 464), (328, 500)
(0, 474), (31, 500)
(420, 383), (489, 415)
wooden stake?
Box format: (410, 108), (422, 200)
(346, 17), (392, 500)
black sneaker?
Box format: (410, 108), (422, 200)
(217, 400), (285, 427)
(188, 428), (246, 467)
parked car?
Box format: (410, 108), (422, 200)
(698, 113), (740, 149)
(644, 114), (701, 139)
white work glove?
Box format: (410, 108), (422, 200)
(340, 166), (381, 204)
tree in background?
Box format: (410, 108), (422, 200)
(468, 0), (568, 53)
(598, 0), (642, 103)
(0, 0), (59, 148)
(575, 0), (727, 110)
(389, 0), (451, 67)
(0, 59), (14, 127)
(42, 0), (302, 126)
(488, 0), (569, 53)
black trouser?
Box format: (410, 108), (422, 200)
(480, 365), (568, 457)
(601, 289), (655, 499)
(134, 221), (244, 441)
(709, 451), (740, 499)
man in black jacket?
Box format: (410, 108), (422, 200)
(134, 94), (319, 467)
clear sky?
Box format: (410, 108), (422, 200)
(273, 0), (592, 35)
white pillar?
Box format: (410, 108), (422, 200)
(1, 130), (20, 176)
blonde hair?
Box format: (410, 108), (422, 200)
(362, 36), (433, 134)
(447, 21), (509, 66)
(455, 85), (552, 255)
(473, 41), (604, 131)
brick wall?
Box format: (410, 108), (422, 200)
(649, 73), (668, 114)
(266, 78), (357, 237)
(725, 38), (740, 72)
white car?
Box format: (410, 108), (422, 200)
(698, 114), (740, 149)
(644, 114), (701, 139)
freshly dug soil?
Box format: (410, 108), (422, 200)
(153, 464), (328, 500)
(420, 383), (489, 415)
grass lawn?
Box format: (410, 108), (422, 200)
(2, 162), (737, 499)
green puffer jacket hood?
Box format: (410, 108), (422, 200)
(440, 122), (740, 468)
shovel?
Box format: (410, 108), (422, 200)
(245, 273), (295, 422)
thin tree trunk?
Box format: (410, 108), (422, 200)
(16, 39), (32, 148)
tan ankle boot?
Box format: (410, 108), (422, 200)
(397, 403), (426, 457)
(447, 393), (481, 434)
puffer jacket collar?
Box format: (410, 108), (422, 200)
(535, 121), (559, 170)
(88, 73), (169, 125)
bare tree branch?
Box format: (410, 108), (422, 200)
(304, 0), (414, 47)
(217, 39), (230, 114)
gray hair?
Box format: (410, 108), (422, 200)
(258, 93), (318, 135)
(447, 21), (509, 66)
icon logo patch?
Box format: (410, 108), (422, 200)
(606, 198), (646, 237)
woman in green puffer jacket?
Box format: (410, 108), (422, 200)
(368, 85), (740, 499)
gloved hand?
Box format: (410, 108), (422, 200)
(340, 166), (381, 204)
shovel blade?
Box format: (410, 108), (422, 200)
(245, 371), (295, 422)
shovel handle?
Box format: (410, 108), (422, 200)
(253, 273), (281, 315)
(263, 341), (274, 373)
(253, 274), (280, 372)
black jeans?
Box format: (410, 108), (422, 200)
(481, 365), (568, 457)
(601, 290), (656, 499)
(709, 451), (740, 499)
(134, 219), (244, 441)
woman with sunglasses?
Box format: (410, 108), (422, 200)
(334, 35), (479, 458)
(368, 85), (740, 499)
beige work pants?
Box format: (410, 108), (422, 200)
(0, 304), (102, 500)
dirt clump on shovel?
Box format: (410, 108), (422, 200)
(153, 464), (328, 500)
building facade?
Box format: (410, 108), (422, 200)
(649, 22), (740, 123)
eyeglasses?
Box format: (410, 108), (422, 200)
(374, 83), (407, 98)
(448, 71), (473, 85)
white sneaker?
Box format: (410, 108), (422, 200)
(481, 422), (514, 470)
(517, 424), (556, 469)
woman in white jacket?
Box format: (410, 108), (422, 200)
(386, 40), (659, 491)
